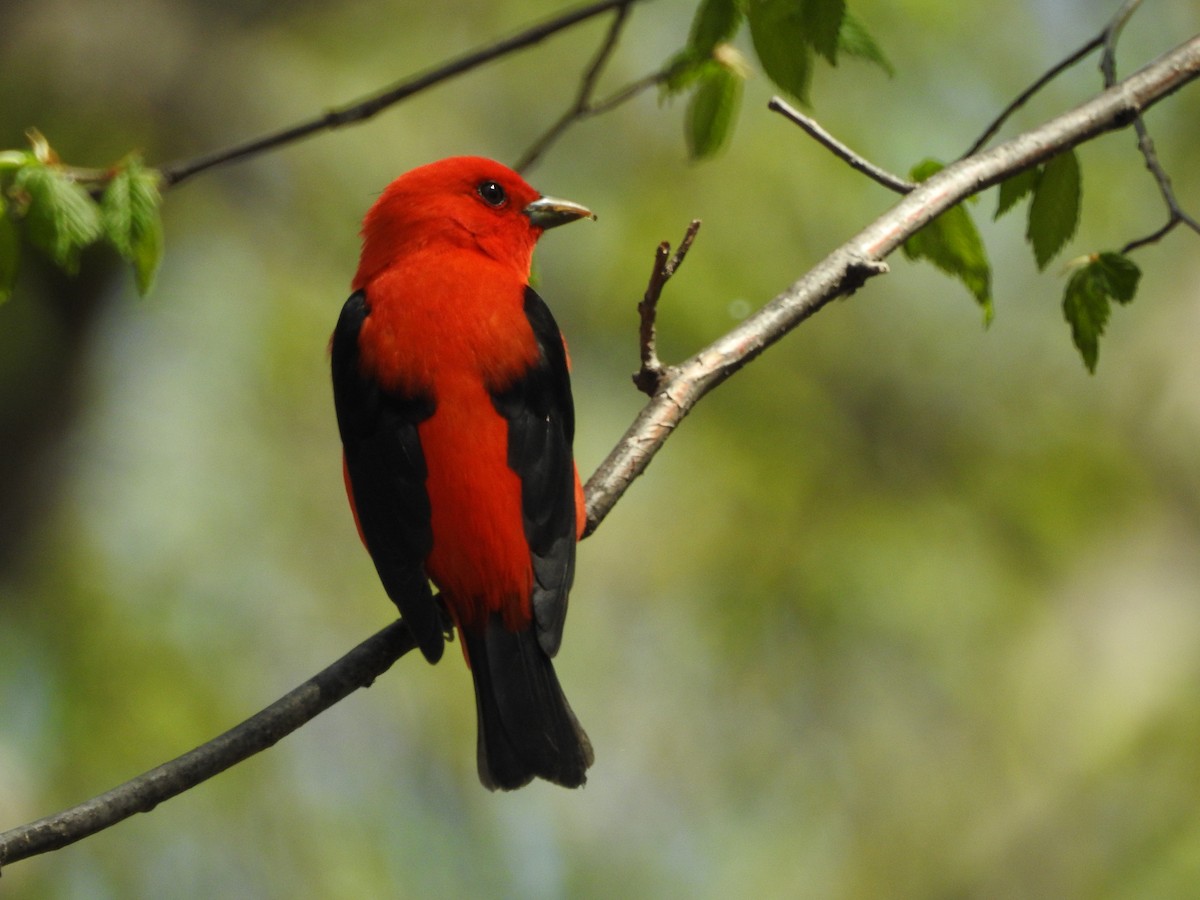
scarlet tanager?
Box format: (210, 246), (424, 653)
(331, 157), (594, 790)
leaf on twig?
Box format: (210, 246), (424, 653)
(687, 63), (744, 160)
(1027, 149), (1081, 270)
(688, 0), (743, 55)
(1062, 251), (1140, 372)
(901, 159), (993, 323)
(994, 167), (1037, 219)
(747, 0), (822, 103)
(837, 10), (893, 76)
(102, 157), (165, 294)
(12, 162), (104, 274)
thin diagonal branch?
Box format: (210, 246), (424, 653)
(768, 97), (914, 194)
(0, 622), (417, 867)
(514, 5), (631, 173)
(962, 35), (1104, 158)
(158, 0), (645, 189)
(1099, 0), (1200, 253)
(513, 6), (669, 173)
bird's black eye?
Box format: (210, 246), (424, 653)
(476, 180), (508, 208)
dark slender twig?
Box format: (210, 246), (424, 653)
(768, 98), (914, 194)
(515, 5), (631, 173)
(632, 220), (701, 396)
(514, 7), (669, 173)
(963, 35), (1104, 159)
(157, 0), (645, 189)
(0, 622), (417, 867)
(1099, 0), (1200, 252)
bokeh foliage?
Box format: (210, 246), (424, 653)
(2, 0), (1200, 897)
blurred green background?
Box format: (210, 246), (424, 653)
(3, 0), (1200, 897)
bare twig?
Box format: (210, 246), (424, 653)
(633, 220), (701, 396)
(515, 5), (632, 173)
(0, 621), (417, 868)
(513, 5), (668, 173)
(157, 0), (646, 189)
(768, 98), (914, 194)
(1099, 0), (1200, 252)
(3, 28), (1200, 875)
(962, 36), (1104, 158)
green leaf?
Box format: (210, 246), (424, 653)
(13, 163), (104, 273)
(801, 0), (846, 64)
(687, 66), (743, 160)
(909, 158), (944, 182)
(131, 207), (164, 295)
(663, 48), (712, 97)
(747, 0), (817, 103)
(688, 0), (743, 55)
(1095, 250), (1139, 304)
(1061, 252), (1140, 372)
(102, 157), (164, 293)
(1027, 149), (1081, 270)
(994, 167), (1037, 220)
(1062, 263), (1109, 373)
(837, 10), (893, 76)
(0, 150), (33, 171)
(902, 159), (993, 322)
(0, 196), (19, 303)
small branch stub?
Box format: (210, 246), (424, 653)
(633, 220), (700, 395)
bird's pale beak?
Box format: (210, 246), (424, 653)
(523, 195), (595, 230)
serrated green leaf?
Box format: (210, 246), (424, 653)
(1094, 251), (1140, 304)
(902, 159), (992, 321)
(1062, 260), (1110, 372)
(14, 163), (104, 273)
(802, 0), (846, 64)
(747, 0), (817, 103)
(995, 167), (1037, 220)
(837, 10), (893, 76)
(689, 0), (743, 55)
(687, 66), (743, 160)
(1027, 149), (1081, 270)
(0, 197), (19, 303)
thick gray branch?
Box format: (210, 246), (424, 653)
(583, 33), (1200, 531)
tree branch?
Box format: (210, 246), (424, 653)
(583, 33), (1200, 534)
(157, 0), (647, 189)
(0, 622), (416, 868)
(1099, 0), (1200, 252)
(633, 220), (701, 396)
(768, 98), (914, 194)
(3, 27), (1199, 876)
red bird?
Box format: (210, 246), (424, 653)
(331, 157), (594, 790)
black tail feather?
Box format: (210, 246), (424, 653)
(462, 615), (593, 791)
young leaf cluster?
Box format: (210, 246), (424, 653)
(665, 0), (890, 160)
(1061, 252), (1140, 373)
(994, 149), (1139, 370)
(0, 136), (164, 302)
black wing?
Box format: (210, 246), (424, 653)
(331, 290), (444, 663)
(489, 286), (578, 658)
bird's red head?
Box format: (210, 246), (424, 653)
(353, 156), (592, 290)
